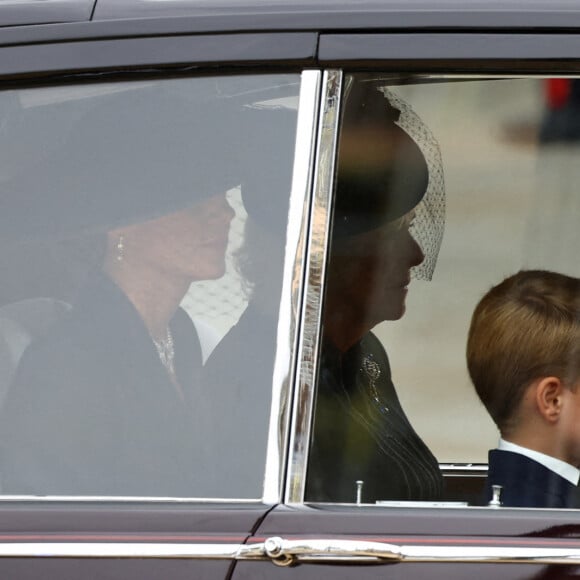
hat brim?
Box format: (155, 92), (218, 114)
(0, 88), (248, 242)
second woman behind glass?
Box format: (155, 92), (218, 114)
(306, 78), (446, 503)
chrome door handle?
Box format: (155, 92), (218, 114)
(260, 537), (401, 566)
(256, 536), (580, 567)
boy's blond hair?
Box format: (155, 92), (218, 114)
(467, 270), (580, 434)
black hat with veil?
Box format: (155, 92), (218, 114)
(332, 75), (446, 281)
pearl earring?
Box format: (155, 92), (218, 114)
(116, 235), (125, 262)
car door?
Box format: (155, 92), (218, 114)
(231, 27), (580, 580)
(0, 12), (317, 579)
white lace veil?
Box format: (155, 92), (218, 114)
(380, 86), (446, 281)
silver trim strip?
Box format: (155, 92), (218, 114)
(3, 537), (580, 566)
(263, 70), (322, 504)
(440, 463), (488, 473)
(0, 543), (256, 560)
(285, 70), (343, 504)
(261, 537), (580, 567)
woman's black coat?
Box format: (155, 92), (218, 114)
(0, 275), (208, 497)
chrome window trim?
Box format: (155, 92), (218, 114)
(0, 496), (263, 503)
(284, 69), (343, 505)
(263, 69), (323, 504)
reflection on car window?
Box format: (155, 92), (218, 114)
(306, 74), (445, 504)
(306, 74), (580, 507)
(0, 75), (299, 498)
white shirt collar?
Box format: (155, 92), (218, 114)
(498, 438), (580, 485)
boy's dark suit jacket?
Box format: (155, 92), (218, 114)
(484, 449), (580, 508)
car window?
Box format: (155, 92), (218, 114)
(0, 73), (300, 499)
(306, 73), (580, 508)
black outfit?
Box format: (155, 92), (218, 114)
(306, 332), (443, 503)
(201, 304), (276, 498)
(484, 449), (580, 508)
(0, 274), (209, 497)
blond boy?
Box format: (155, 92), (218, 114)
(467, 270), (580, 507)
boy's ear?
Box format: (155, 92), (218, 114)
(535, 377), (565, 423)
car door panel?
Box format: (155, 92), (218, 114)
(0, 502), (271, 580)
(231, 505), (580, 579)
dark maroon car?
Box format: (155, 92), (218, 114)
(0, 1), (579, 578)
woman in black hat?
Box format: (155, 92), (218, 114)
(0, 84), (243, 496)
(305, 78), (446, 503)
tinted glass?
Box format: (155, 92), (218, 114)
(307, 74), (580, 508)
(0, 74), (300, 498)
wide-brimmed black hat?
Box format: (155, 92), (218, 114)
(332, 82), (429, 239)
(0, 85), (258, 242)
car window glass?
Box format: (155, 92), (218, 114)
(0, 73), (300, 499)
(306, 73), (580, 508)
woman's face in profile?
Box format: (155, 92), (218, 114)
(112, 192), (235, 282)
(329, 211), (424, 327)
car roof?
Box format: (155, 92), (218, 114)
(5, 0), (580, 31)
(95, 0), (580, 32)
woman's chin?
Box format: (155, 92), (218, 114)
(378, 289), (408, 322)
(379, 301), (407, 323)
